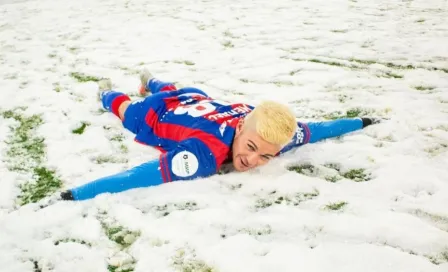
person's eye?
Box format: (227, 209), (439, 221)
(261, 155), (271, 160)
(247, 144), (255, 151)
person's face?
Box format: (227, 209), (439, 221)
(231, 120), (282, 172)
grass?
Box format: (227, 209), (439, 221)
(426, 250), (448, 265)
(53, 82), (62, 92)
(54, 238), (92, 247)
(222, 40), (234, 48)
(239, 225), (272, 236)
(32, 259), (42, 272)
(323, 107), (373, 120)
(380, 71), (403, 79)
(287, 163), (315, 175)
(172, 248), (216, 272)
(69, 72), (100, 82)
(1, 108), (63, 205)
(324, 163), (341, 171)
(342, 168), (371, 182)
(93, 155), (128, 164)
(324, 175), (341, 183)
(309, 58), (346, 67)
(96, 212), (140, 272)
(325, 201), (348, 211)
(18, 167), (63, 205)
(255, 189), (319, 209)
(338, 94), (352, 103)
(108, 266), (134, 272)
(72, 122), (89, 134)
(414, 85), (435, 91)
(105, 225), (140, 248)
(152, 201), (199, 217)
(288, 162), (370, 183)
(410, 209), (448, 232)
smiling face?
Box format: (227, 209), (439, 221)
(231, 120), (282, 171)
(230, 101), (297, 172)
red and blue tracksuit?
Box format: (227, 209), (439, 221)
(66, 78), (368, 201)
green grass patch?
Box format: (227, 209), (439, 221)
(342, 168), (371, 182)
(108, 265), (134, 272)
(18, 167), (63, 205)
(53, 82), (62, 92)
(152, 201), (199, 217)
(324, 163), (341, 171)
(324, 175), (341, 183)
(338, 94), (352, 103)
(425, 250), (448, 265)
(69, 72), (100, 82)
(323, 107), (373, 120)
(287, 163), (315, 175)
(105, 226), (140, 248)
(93, 155), (128, 164)
(96, 213), (139, 271)
(54, 238), (92, 247)
(410, 209), (448, 232)
(325, 201), (348, 211)
(222, 40), (234, 48)
(309, 58), (345, 67)
(349, 58), (377, 65)
(1, 108), (63, 205)
(32, 259), (42, 272)
(72, 122), (89, 134)
(425, 143), (448, 156)
(255, 189), (319, 209)
(349, 58), (448, 73)
(172, 248), (216, 272)
(239, 225), (272, 236)
(414, 85), (435, 91)
(289, 69), (302, 76)
(380, 71), (403, 79)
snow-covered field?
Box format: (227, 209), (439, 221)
(1, 0), (447, 271)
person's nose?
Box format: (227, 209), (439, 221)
(246, 152), (259, 166)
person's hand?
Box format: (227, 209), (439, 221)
(361, 117), (385, 128)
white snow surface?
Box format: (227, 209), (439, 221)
(1, 0), (448, 271)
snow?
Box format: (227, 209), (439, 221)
(1, 0), (448, 271)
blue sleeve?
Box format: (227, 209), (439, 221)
(69, 139), (217, 201)
(70, 159), (163, 201)
(279, 118), (363, 154)
(159, 138), (217, 182)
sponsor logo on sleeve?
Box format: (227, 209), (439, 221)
(171, 151), (199, 177)
(295, 126), (304, 144)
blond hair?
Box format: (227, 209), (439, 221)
(243, 101), (297, 146)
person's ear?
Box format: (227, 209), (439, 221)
(235, 118), (244, 135)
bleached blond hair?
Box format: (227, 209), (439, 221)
(243, 101), (297, 146)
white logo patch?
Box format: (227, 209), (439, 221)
(171, 151), (199, 177)
(295, 126), (305, 144)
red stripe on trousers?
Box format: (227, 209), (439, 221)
(161, 85), (177, 92)
(111, 95), (131, 118)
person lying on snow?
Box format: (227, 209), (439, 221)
(60, 69), (381, 201)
